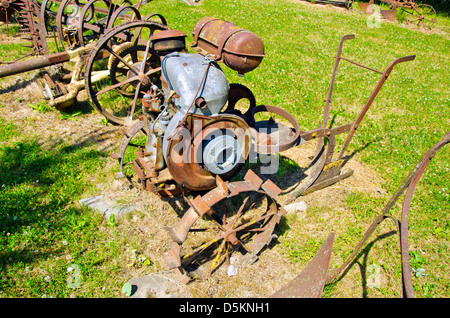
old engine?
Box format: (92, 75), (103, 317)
(123, 17), (288, 195)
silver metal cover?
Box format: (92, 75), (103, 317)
(161, 52), (229, 116)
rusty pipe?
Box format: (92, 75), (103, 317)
(336, 54), (416, 161)
(322, 34), (355, 129)
(0, 51), (71, 78)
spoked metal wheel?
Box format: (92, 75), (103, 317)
(76, 0), (114, 47)
(163, 171), (287, 275)
(410, 4), (437, 25)
(112, 119), (148, 183)
(84, 20), (168, 125)
(55, 0), (91, 48)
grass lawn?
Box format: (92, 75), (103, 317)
(0, 0), (448, 298)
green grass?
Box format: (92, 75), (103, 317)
(0, 119), (103, 297)
(0, 43), (30, 64)
(0, 0), (449, 298)
(0, 118), (161, 297)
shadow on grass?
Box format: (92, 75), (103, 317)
(0, 134), (107, 274)
(324, 229), (398, 298)
(0, 74), (41, 95)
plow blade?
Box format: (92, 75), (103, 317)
(271, 233), (334, 298)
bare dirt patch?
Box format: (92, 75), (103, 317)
(0, 69), (124, 153)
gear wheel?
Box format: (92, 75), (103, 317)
(109, 44), (161, 98)
(223, 83), (257, 126)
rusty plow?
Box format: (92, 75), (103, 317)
(272, 132), (449, 298)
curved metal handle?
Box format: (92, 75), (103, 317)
(400, 131), (449, 297)
(250, 104), (301, 154)
(337, 54), (416, 160)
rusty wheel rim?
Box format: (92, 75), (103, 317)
(85, 20), (167, 125)
(109, 44), (161, 98)
(178, 190), (281, 274)
(113, 117), (157, 184)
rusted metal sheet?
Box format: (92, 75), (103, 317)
(271, 233), (335, 298)
(261, 179), (282, 199)
(358, 2), (397, 22)
(0, 0), (18, 22)
(250, 104), (301, 154)
(359, 0), (436, 24)
(243, 169), (263, 190)
(385, 0), (437, 24)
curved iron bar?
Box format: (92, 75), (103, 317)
(325, 132), (450, 297)
(284, 34), (415, 203)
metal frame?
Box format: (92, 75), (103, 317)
(272, 132), (449, 297)
(284, 34), (415, 203)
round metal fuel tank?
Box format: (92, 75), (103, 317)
(191, 17), (265, 75)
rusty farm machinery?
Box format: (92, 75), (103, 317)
(301, 0), (353, 10)
(2, 6), (445, 297)
(0, 0), (168, 109)
(87, 17), (418, 277)
(272, 132), (449, 298)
